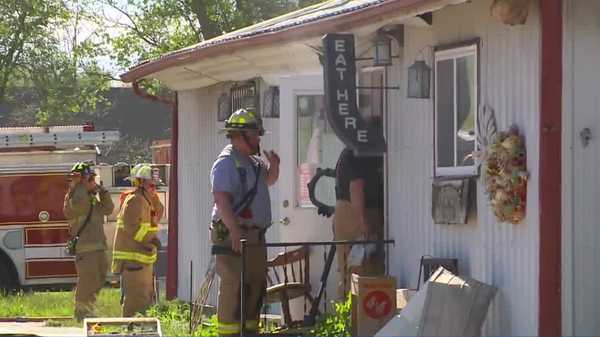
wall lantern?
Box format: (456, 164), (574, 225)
(407, 60), (431, 99)
(373, 34), (392, 67)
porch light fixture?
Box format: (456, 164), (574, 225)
(407, 60), (431, 99)
(373, 34), (392, 67)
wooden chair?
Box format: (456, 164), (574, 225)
(265, 246), (314, 327)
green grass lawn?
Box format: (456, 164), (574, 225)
(0, 288), (121, 318)
(0, 289), (344, 336)
(0, 288), (214, 336)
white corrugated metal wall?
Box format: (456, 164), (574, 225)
(178, 84), (227, 303)
(387, 1), (540, 335)
(562, 0), (600, 335)
(177, 80), (282, 304)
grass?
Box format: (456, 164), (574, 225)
(0, 288), (216, 336)
(0, 289), (342, 336)
(0, 288), (121, 319)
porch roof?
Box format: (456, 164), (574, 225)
(120, 0), (464, 88)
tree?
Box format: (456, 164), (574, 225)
(99, 0), (314, 72)
(102, 135), (153, 164)
(0, 0), (67, 104)
(1, 0), (112, 126)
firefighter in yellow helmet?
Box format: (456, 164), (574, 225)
(211, 109), (279, 336)
(63, 162), (114, 321)
(112, 163), (164, 317)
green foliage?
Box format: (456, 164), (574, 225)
(145, 300), (192, 336)
(145, 301), (217, 336)
(0, 289), (215, 336)
(99, 0), (316, 71)
(0, 0), (112, 126)
(1, 0), (322, 127)
(310, 295), (352, 337)
(0, 0), (69, 101)
(195, 314), (218, 337)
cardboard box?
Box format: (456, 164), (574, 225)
(351, 274), (396, 336)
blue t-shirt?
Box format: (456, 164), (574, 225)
(210, 145), (272, 227)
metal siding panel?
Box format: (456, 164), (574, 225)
(562, 0), (574, 334)
(563, 0), (600, 334)
(259, 79), (282, 245)
(177, 86), (228, 305)
(261, 118), (281, 245)
(388, 1), (540, 335)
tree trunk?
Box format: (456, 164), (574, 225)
(189, 0), (221, 40)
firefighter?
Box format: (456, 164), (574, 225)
(63, 162), (114, 321)
(210, 108), (279, 336)
(112, 163), (164, 317)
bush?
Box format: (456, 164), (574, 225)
(310, 295), (352, 337)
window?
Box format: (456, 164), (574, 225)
(218, 80), (260, 121)
(262, 86), (280, 118)
(434, 43), (478, 176)
(358, 67), (385, 120)
(296, 95), (344, 207)
(231, 80), (260, 114)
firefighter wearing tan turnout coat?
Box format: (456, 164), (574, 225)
(211, 109), (280, 336)
(63, 162), (114, 321)
(112, 163), (164, 317)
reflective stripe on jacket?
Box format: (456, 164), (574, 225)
(112, 188), (164, 272)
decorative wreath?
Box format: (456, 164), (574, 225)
(483, 125), (528, 224)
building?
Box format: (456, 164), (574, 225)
(120, 0), (595, 335)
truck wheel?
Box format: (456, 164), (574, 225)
(0, 260), (17, 293)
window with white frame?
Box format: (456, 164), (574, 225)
(358, 67), (385, 120)
(435, 43), (478, 176)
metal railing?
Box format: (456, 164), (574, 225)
(239, 239), (395, 337)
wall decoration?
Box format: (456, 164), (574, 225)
(491, 0), (531, 26)
(432, 178), (471, 225)
(483, 125), (528, 224)
(473, 105), (498, 173)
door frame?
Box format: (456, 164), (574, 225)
(279, 74), (325, 221)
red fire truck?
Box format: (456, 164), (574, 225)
(0, 124), (169, 291)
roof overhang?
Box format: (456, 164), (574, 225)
(120, 0), (466, 89)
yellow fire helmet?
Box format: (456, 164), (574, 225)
(220, 108), (266, 136)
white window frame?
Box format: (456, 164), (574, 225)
(434, 43), (478, 177)
(294, 91), (324, 209)
(357, 65), (386, 119)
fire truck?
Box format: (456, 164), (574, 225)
(0, 124), (169, 291)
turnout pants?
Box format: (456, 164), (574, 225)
(332, 200), (385, 301)
(212, 226), (267, 337)
(74, 250), (108, 320)
(121, 262), (154, 317)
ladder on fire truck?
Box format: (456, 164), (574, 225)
(1, 124), (119, 149)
